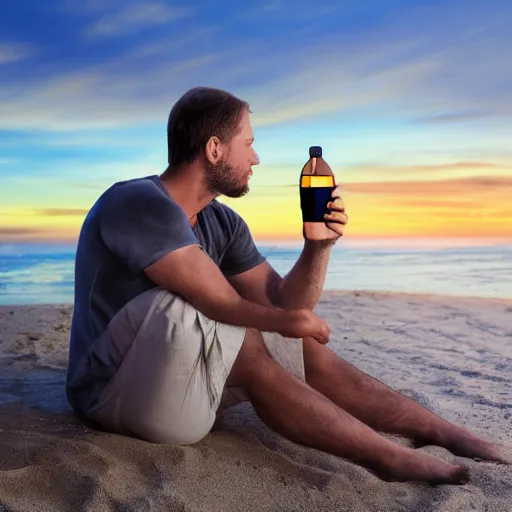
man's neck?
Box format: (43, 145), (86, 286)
(159, 165), (217, 227)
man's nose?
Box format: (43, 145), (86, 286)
(251, 149), (260, 166)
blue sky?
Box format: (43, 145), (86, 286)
(1, 0), (511, 244)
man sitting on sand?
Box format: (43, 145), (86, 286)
(66, 86), (508, 485)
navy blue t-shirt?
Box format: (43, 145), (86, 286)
(66, 174), (265, 414)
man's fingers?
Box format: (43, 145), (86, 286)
(320, 323), (330, 344)
(312, 318), (330, 344)
(314, 333), (329, 344)
(331, 184), (343, 200)
(327, 197), (345, 212)
(323, 214), (346, 237)
(323, 211), (348, 224)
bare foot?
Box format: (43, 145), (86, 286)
(372, 447), (470, 485)
(416, 429), (512, 464)
(445, 438), (512, 464)
(488, 444), (512, 464)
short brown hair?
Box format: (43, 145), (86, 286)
(167, 86), (250, 166)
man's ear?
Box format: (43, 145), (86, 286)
(205, 136), (223, 165)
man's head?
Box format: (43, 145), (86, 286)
(167, 86), (260, 198)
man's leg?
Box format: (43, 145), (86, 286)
(227, 328), (469, 485)
(81, 288), (249, 445)
(302, 336), (510, 463)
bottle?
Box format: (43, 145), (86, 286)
(300, 146), (336, 240)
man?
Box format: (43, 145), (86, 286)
(67, 86), (508, 486)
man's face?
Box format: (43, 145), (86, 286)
(205, 109), (260, 198)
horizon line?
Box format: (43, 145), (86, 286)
(0, 236), (511, 253)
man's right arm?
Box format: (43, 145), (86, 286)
(144, 244), (311, 337)
(145, 245), (329, 342)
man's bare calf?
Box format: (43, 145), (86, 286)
(227, 328), (469, 485)
(302, 336), (511, 465)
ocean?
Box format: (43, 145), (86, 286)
(0, 241), (511, 305)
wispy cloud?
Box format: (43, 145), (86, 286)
(350, 161), (509, 173)
(0, 228), (39, 235)
(36, 208), (89, 217)
(411, 111), (493, 124)
(249, 28), (512, 127)
(240, 0), (352, 20)
(244, 43), (441, 126)
(0, 38), (436, 131)
(1, 1), (510, 136)
(393, 199), (483, 209)
(0, 227), (77, 243)
(0, 42), (33, 65)
(126, 27), (219, 60)
(343, 176), (512, 195)
(85, 2), (191, 37)
(0, 53), (217, 130)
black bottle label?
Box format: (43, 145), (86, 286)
(300, 175), (335, 222)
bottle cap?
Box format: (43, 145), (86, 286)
(309, 146), (322, 158)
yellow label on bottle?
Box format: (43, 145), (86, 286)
(300, 175), (335, 188)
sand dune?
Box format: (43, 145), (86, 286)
(0, 291), (511, 511)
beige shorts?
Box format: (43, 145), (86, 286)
(85, 287), (305, 445)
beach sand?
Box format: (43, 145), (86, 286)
(0, 290), (511, 511)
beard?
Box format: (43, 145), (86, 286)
(205, 158), (250, 198)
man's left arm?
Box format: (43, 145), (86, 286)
(275, 239), (334, 310)
(226, 186), (348, 311)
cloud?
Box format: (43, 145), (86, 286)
(36, 208), (89, 217)
(246, 45), (441, 127)
(125, 27), (219, 60)
(392, 199), (483, 209)
(351, 161), (509, 173)
(0, 227), (78, 243)
(240, 0), (344, 20)
(0, 43), (33, 65)
(248, 30), (511, 127)
(0, 53), (218, 130)
(1, 2), (511, 133)
(0, 228), (39, 235)
(85, 2), (191, 37)
(411, 111), (493, 124)
(0, 37), (437, 131)
(343, 176), (512, 195)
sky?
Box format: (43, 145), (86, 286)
(1, 0), (511, 247)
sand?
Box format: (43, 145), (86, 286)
(0, 290), (511, 511)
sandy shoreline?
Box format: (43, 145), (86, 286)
(0, 290), (511, 511)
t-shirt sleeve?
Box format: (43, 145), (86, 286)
(99, 180), (200, 274)
(220, 208), (266, 276)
